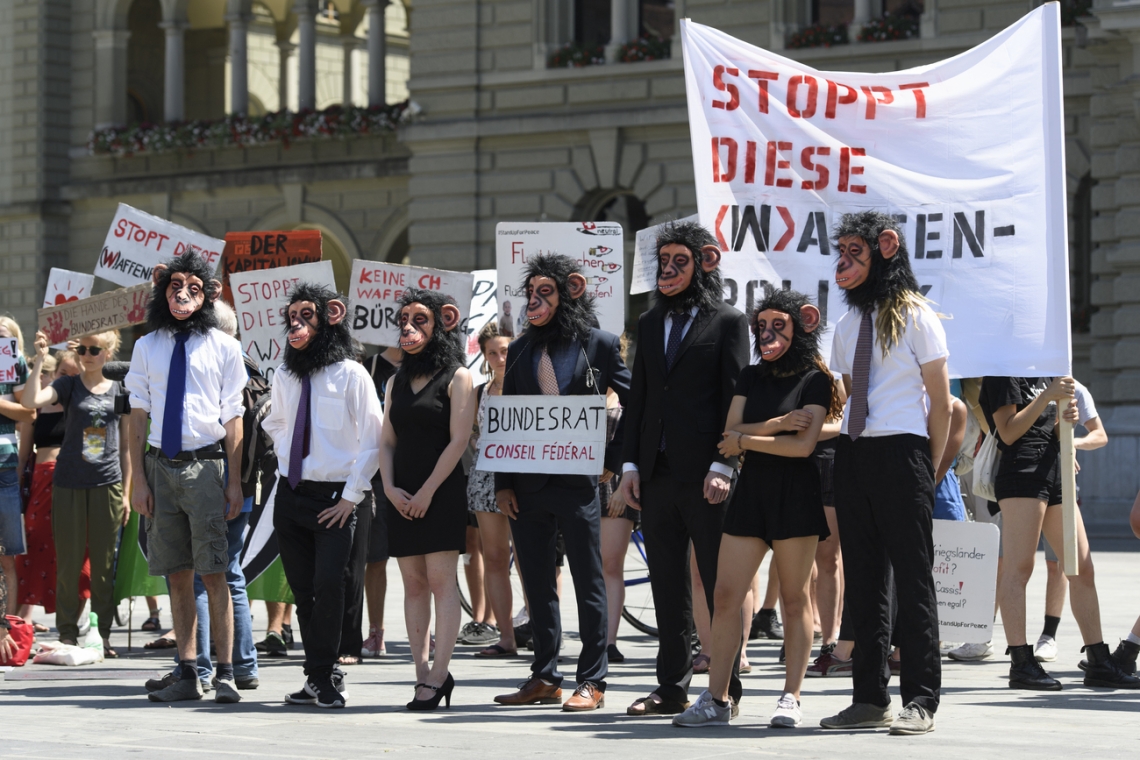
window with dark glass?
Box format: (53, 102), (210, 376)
(640, 0), (675, 40)
(575, 0), (612, 46)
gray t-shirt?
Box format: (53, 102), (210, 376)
(51, 375), (124, 489)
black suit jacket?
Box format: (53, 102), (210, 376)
(494, 328), (631, 496)
(622, 301), (750, 484)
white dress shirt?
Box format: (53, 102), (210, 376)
(125, 328), (247, 451)
(830, 302), (949, 438)
(262, 361), (383, 505)
(623, 305), (733, 479)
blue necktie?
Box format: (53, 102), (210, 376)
(161, 332), (191, 458)
(660, 311), (691, 451)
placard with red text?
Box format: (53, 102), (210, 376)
(475, 395), (607, 476)
(348, 260), (474, 347)
(0, 338), (19, 384)
(682, 4), (1069, 377)
(95, 204), (224, 288)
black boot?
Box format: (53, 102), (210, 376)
(1008, 644), (1062, 690)
(1113, 640), (1140, 675)
(1082, 642), (1140, 689)
(750, 609), (784, 640)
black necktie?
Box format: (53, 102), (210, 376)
(661, 311), (691, 451)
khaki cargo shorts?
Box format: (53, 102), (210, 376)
(145, 454), (229, 577)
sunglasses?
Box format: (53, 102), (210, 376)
(76, 345), (103, 356)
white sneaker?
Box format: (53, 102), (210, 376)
(672, 690), (732, 727)
(770, 693), (802, 728)
(940, 641), (963, 654)
(947, 641), (993, 661)
(1034, 636), (1058, 662)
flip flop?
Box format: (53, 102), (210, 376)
(474, 644), (517, 658)
(338, 655), (361, 665)
(692, 653), (711, 674)
(103, 642), (119, 659)
(626, 695), (691, 716)
(144, 636), (177, 650)
(32, 622), (50, 633)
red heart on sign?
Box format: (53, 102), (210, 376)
(54, 294), (79, 305)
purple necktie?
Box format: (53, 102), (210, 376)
(848, 311), (874, 439)
(287, 375), (311, 489)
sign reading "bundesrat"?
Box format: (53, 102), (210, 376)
(476, 396), (607, 476)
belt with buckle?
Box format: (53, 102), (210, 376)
(148, 442), (225, 462)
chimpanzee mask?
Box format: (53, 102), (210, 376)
(521, 253), (596, 352)
(396, 288), (465, 379)
(751, 287), (822, 377)
(148, 249), (222, 335)
(281, 282), (354, 378)
(654, 220), (724, 313)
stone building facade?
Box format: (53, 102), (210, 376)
(1, 0), (1139, 533)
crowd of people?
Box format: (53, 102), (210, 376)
(2, 212), (1140, 734)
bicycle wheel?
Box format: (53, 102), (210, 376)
(456, 564), (474, 618)
(621, 529), (658, 637)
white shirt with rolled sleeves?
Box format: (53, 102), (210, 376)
(125, 328), (247, 450)
(262, 361), (383, 505)
(830, 303), (949, 439)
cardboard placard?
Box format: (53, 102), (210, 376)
(494, 222), (625, 337)
(475, 395), (607, 476)
(220, 229), (323, 305)
(37, 283), (152, 344)
(463, 270), (498, 386)
(932, 519), (1001, 644)
(348, 260), (475, 347)
(96, 204), (224, 288)
(230, 260), (336, 380)
(0, 338), (19, 384)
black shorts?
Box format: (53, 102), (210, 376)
(366, 482), (389, 563)
(994, 442), (1062, 505)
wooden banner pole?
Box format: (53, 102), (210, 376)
(1059, 418), (1079, 576)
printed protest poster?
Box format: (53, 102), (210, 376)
(494, 222), (625, 337)
(932, 519), (1000, 643)
(464, 269), (498, 386)
(230, 260), (336, 379)
(632, 215), (700, 295)
(681, 4), (1069, 376)
(0, 338), (19, 384)
(38, 283), (152, 344)
(475, 396), (607, 476)
(220, 230), (323, 304)
(96, 204), (224, 288)
(348, 260), (475, 346)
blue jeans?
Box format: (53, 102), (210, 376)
(170, 509), (258, 681)
(0, 468), (26, 556)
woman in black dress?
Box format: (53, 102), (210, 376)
(378, 290), (475, 710)
(675, 288), (841, 729)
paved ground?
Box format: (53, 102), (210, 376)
(3, 548), (1139, 759)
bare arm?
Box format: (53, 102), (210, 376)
(222, 416), (243, 520)
(404, 368), (476, 519)
(128, 408), (153, 517)
(992, 376), (1074, 447)
(20, 332), (59, 409)
(935, 398), (967, 484)
(1075, 415), (1108, 451)
(921, 357), (953, 470)
(724, 405), (828, 459)
(0, 386), (33, 424)
(117, 415), (132, 525)
(16, 419), (33, 485)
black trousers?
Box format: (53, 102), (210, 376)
(338, 490), (372, 658)
(835, 434), (940, 714)
(274, 480), (356, 678)
(510, 481), (608, 689)
(641, 452), (742, 704)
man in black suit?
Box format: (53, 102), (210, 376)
(492, 254), (630, 712)
(620, 220), (750, 716)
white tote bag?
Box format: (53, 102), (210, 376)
(971, 431), (1000, 501)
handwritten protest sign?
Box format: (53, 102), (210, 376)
(230, 260), (336, 379)
(43, 269), (98, 348)
(348, 260), (474, 346)
(932, 519), (1000, 644)
(632, 215), (700, 295)
(96, 204), (224, 288)
(475, 396), (607, 476)
(464, 270), (498, 386)
(220, 230), (323, 304)
(495, 222), (625, 337)
(681, 5), (1069, 377)
(38, 283), (152, 344)
(0, 338), (19, 384)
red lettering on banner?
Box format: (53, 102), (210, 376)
(749, 70), (779, 114)
(800, 146), (831, 190)
(839, 147), (867, 194)
(900, 82), (929, 118)
(787, 75), (818, 119)
(712, 137), (738, 183)
(714, 205), (730, 251)
(861, 86), (894, 119)
(765, 141), (793, 188)
(825, 80), (858, 119)
(744, 141), (757, 184)
(712, 65), (740, 111)
(774, 207), (795, 251)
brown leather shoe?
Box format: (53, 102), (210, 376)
(562, 682), (605, 712)
(494, 677), (562, 706)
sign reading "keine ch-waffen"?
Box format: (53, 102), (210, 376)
(476, 396), (607, 476)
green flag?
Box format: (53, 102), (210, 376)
(113, 511), (166, 603)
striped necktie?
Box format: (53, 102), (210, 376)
(847, 310), (874, 439)
(537, 348), (560, 396)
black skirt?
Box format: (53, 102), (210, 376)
(723, 453), (830, 544)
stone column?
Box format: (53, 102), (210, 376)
(295, 0), (317, 111)
(341, 35), (358, 106)
(277, 41), (295, 111)
(362, 0), (387, 106)
(853, 0), (874, 32)
(159, 21), (187, 122)
(92, 29), (131, 128)
(228, 13), (251, 116)
(605, 0), (632, 63)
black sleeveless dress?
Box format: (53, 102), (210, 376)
(385, 366), (468, 557)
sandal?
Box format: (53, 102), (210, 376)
(338, 654), (361, 665)
(626, 694), (692, 716)
(144, 636), (177, 650)
(692, 653), (711, 674)
(32, 622), (50, 633)
(474, 643), (517, 658)
(141, 612), (161, 632)
(103, 641), (119, 659)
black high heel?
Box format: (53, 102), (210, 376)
(407, 673), (454, 711)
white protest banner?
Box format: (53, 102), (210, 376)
(681, 4), (1069, 377)
(230, 260), (336, 379)
(475, 395), (607, 476)
(932, 519), (1000, 644)
(495, 222), (625, 337)
(95, 204), (225, 288)
(464, 269), (498, 386)
(43, 268), (98, 349)
(0, 338), (19, 384)
(348, 260), (475, 346)
(632, 214), (700, 295)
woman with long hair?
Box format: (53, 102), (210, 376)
(673, 288), (841, 728)
(0, 316), (34, 619)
